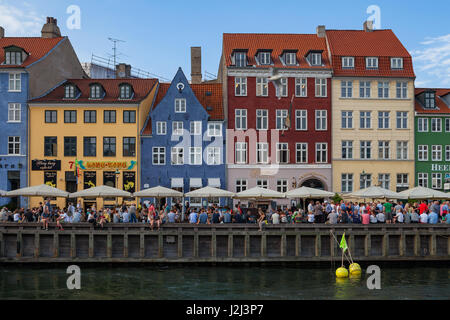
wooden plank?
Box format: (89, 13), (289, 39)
(34, 233), (40, 258)
(124, 234), (129, 258)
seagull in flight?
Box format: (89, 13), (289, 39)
(268, 67), (283, 100)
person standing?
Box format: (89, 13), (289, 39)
(384, 200), (393, 224)
(257, 209), (266, 231)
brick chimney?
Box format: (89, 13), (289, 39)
(116, 63), (132, 78)
(316, 25), (326, 38)
(191, 47), (202, 84)
(0, 27), (4, 39)
(41, 17), (61, 38)
(363, 20), (374, 32)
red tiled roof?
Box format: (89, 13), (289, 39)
(31, 78), (158, 103)
(415, 88), (450, 114)
(326, 30), (415, 78)
(223, 33), (331, 69)
(0, 37), (64, 68)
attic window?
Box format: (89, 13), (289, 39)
(308, 52), (322, 66)
(424, 92), (436, 109)
(5, 50), (23, 65)
(234, 51), (247, 67)
(90, 84), (103, 99)
(258, 51), (271, 65)
(119, 84), (133, 99)
(284, 52), (297, 66)
(64, 85), (76, 99)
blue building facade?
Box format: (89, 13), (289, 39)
(141, 68), (226, 207)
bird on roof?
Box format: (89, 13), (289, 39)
(268, 67), (283, 100)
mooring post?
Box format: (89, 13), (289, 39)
(193, 232), (199, 258)
(315, 234), (321, 257)
(261, 234), (267, 257)
(107, 234), (112, 258)
(16, 232), (23, 258)
(382, 234), (389, 257)
(296, 234), (301, 257)
(399, 233), (405, 257)
(414, 232), (420, 256)
(244, 234), (250, 257)
(70, 233), (76, 258)
(34, 233), (40, 258)
(123, 234), (129, 258)
(365, 234), (371, 257)
(53, 233), (59, 258)
(89, 233), (94, 258)
(330, 233), (335, 258)
(281, 234), (287, 257)
(211, 231), (217, 258)
(178, 232), (183, 258)
(430, 234), (437, 256)
(140, 233), (145, 258)
(228, 234), (233, 258)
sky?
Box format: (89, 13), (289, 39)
(0, 0), (449, 87)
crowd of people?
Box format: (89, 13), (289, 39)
(0, 198), (449, 231)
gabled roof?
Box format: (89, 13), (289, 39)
(30, 78), (158, 104)
(223, 33), (331, 69)
(326, 29), (415, 78)
(415, 88), (450, 114)
(0, 37), (64, 68)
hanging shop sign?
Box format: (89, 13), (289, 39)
(83, 171), (97, 190)
(32, 160), (61, 171)
(123, 171), (136, 193)
(69, 160), (137, 171)
(44, 171), (57, 188)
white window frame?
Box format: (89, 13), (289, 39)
(256, 109), (268, 130)
(156, 121), (167, 135)
(309, 53), (322, 66)
(431, 118), (442, 132)
(296, 143), (308, 164)
(235, 77), (247, 96)
(359, 81), (371, 98)
(445, 145), (450, 162)
(276, 109), (288, 130)
(342, 140), (353, 159)
(207, 123), (222, 137)
(315, 143), (328, 163)
(360, 111), (371, 129)
(391, 58), (403, 69)
(190, 121), (202, 135)
(432, 173), (442, 190)
(256, 77), (268, 97)
(8, 136), (20, 155)
(257, 142), (269, 164)
(396, 82), (408, 99)
(258, 52), (271, 65)
(360, 141), (372, 159)
(152, 147), (166, 165)
(277, 78), (288, 97)
(378, 174), (391, 190)
(378, 81), (390, 99)
(342, 174), (353, 193)
(315, 110), (327, 131)
(171, 147), (184, 165)
(418, 118), (428, 132)
(257, 179), (268, 189)
(175, 99), (186, 113)
(341, 111), (353, 129)
(396, 111), (408, 129)
(235, 142), (247, 164)
(277, 179), (288, 193)
(207, 147), (221, 165)
(172, 121), (184, 136)
(234, 52), (247, 67)
(8, 103), (21, 123)
(418, 173), (428, 188)
(295, 110), (307, 131)
(418, 145), (428, 161)
(295, 78), (307, 97)
(378, 141), (390, 160)
(235, 109), (247, 130)
(431, 145), (442, 161)
(342, 56), (355, 68)
(189, 147), (202, 165)
(366, 57), (379, 69)
(236, 179), (248, 193)
(396, 141), (408, 160)
(445, 118), (450, 132)
(315, 78), (327, 97)
(341, 80), (353, 98)
(285, 52), (297, 66)
(276, 143), (289, 164)
(378, 111), (390, 129)
(8, 73), (21, 92)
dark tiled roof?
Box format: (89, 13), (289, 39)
(415, 88), (450, 114)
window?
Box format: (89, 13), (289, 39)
(360, 111), (371, 129)
(257, 179), (268, 189)
(8, 103), (20, 122)
(342, 57), (355, 68)
(296, 143), (308, 163)
(256, 77), (268, 96)
(431, 118), (442, 132)
(432, 145), (442, 161)
(424, 92), (435, 109)
(256, 109), (268, 130)
(279, 78), (288, 97)
(44, 137), (57, 157)
(396, 174), (409, 192)
(360, 173), (372, 189)
(391, 58), (403, 69)
(360, 81), (371, 98)
(418, 145), (428, 161)
(315, 78), (327, 97)
(418, 118), (428, 132)
(234, 52), (247, 67)
(295, 78), (307, 97)
(342, 141), (353, 159)
(235, 109), (247, 130)
(175, 99), (186, 113)
(378, 112), (390, 129)
(64, 137), (77, 157)
(104, 110), (116, 123)
(90, 85), (102, 99)
(8, 137), (20, 155)
(235, 77), (247, 96)
(309, 53), (322, 66)
(418, 173), (428, 188)
(257, 143), (269, 164)
(446, 145), (450, 161)
(378, 141), (390, 160)
(189, 147), (202, 165)
(258, 52), (271, 65)
(152, 147), (165, 165)
(341, 111), (353, 129)
(119, 84), (132, 99)
(379, 174), (390, 190)
(156, 122), (167, 135)
(84, 110), (96, 123)
(207, 147), (221, 165)
(45, 110), (57, 123)
(8, 73), (21, 92)
(236, 179), (248, 193)
(342, 174), (353, 193)
(207, 123), (222, 137)
(235, 142), (247, 164)
(378, 81), (390, 98)
(277, 179), (288, 193)
(396, 112), (408, 129)
(103, 137), (116, 157)
(295, 110), (307, 130)
(285, 52), (297, 65)
(5, 51), (22, 65)
(396, 82), (408, 99)
(366, 57), (378, 69)
(65, 85), (76, 99)
(341, 81), (353, 98)
(123, 137), (136, 157)
(315, 110), (327, 131)
(276, 110), (288, 130)
(432, 173), (442, 190)
(396, 141), (408, 160)
(190, 121), (202, 135)
(83, 137), (97, 157)
(171, 147), (184, 165)
(123, 110), (136, 123)
(446, 119), (450, 132)
(172, 122), (184, 135)
(64, 110), (76, 123)
(277, 143), (289, 164)
(360, 141), (372, 159)
(316, 143), (327, 163)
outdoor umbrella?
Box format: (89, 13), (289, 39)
(285, 187), (334, 199)
(234, 187), (285, 199)
(347, 186), (407, 200)
(0, 190), (7, 197)
(184, 186), (235, 198)
(69, 185), (132, 198)
(398, 186), (450, 200)
(133, 186), (183, 198)
(5, 184), (69, 198)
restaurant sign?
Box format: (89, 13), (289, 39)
(32, 160), (61, 171)
(69, 160), (137, 171)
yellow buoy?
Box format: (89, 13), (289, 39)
(349, 263), (362, 276)
(336, 267), (349, 278)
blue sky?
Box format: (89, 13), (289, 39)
(1, 0), (449, 86)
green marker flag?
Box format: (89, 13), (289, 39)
(340, 233), (348, 253)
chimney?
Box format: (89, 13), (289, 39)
(363, 20), (374, 32)
(41, 17), (61, 38)
(0, 27), (4, 39)
(116, 63), (132, 78)
(316, 25), (326, 38)
(191, 46), (202, 84)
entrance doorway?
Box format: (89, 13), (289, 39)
(65, 171), (78, 208)
(7, 171), (20, 209)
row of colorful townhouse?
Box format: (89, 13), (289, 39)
(1, 18), (449, 210)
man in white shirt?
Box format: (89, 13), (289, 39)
(420, 212), (428, 224)
(395, 211), (404, 223)
(272, 211), (280, 225)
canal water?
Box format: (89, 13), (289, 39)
(0, 265), (448, 300)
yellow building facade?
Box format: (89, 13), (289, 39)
(28, 79), (158, 209)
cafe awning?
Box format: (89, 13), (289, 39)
(207, 178), (221, 188)
(5, 184), (69, 198)
(171, 178), (184, 188)
(190, 178), (203, 188)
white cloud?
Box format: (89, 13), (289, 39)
(411, 34), (450, 87)
(0, 0), (44, 36)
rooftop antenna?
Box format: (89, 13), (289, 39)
(108, 37), (126, 70)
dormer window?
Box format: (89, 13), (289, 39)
(4, 47), (26, 65)
(308, 52), (322, 66)
(258, 51), (271, 65)
(284, 52), (297, 66)
(366, 57), (379, 69)
(342, 57), (355, 69)
(234, 51), (247, 67)
(64, 84), (76, 99)
(424, 92), (436, 109)
(119, 84), (133, 99)
(90, 84), (103, 99)
(391, 57), (403, 69)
